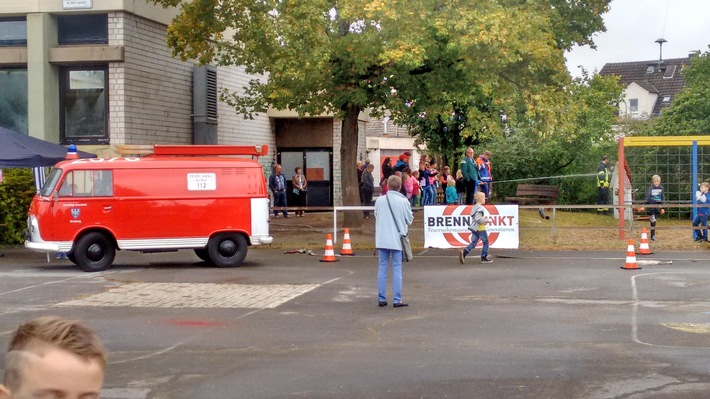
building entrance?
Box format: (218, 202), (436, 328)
(279, 149), (333, 207)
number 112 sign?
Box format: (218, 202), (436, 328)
(187, 173), (216, 191)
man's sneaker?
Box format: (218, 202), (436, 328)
(650, 236), (657, 241)
(481, 257), (494, 264)
(459, 250), (465, 264)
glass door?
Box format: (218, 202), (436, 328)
(278, 149), (332, 207)
(305, 150), (332, 207)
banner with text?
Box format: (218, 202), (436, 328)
(424, 205), (519, 249)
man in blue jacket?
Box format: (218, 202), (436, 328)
(268, 164), (288, 218)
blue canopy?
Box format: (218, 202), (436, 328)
(0, 126), (96, 168)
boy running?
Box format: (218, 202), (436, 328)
(459, 191), (494, 264)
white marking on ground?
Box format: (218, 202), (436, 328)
(631, 271), (710, 348)
(53, 282), (320, 309)
(101, 388), (150, 399)
(0, 270), (122, 297)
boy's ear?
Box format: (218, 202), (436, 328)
(0, 385), (12, 399)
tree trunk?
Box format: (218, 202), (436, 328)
(341, 104), (363, 229)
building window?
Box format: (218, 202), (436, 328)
(0, 17), (27, 46)
(663, 96), (671, 102)
(0, 69), (28, 133)
(57, 14), (108, 45)
(60, 66), (108, 144)
(629, 99), (639, 113)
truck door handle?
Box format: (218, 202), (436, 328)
(103, 206), (112, 211)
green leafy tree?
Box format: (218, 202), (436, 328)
(656, 47), (710, 136)
(486, 70), (622, 204)
(152, 0), (610, 225)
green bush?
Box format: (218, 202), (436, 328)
(0, 168), (36, 245)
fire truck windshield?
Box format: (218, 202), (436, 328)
(40, 168), (63, 197)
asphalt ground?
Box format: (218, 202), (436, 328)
(2, 245), (710, 398)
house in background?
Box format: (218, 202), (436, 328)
(0, 0), (368, 206)
(365, 111), (427, 180)
(599, 44), (694, 119)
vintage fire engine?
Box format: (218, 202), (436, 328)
(25, 145), (272, 271)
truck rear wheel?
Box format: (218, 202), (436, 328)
(75, 232), (115, 272)
(208, 233), (247, 267)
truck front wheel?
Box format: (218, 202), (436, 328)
(208, 233), (248, 267)
(75, 232), (116, 272)
(194, 248), (210, 262)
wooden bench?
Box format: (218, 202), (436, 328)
(505, 184), (559, 205)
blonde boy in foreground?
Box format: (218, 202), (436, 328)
(459, 191), (494, 264)
(0, 316), (106, 399)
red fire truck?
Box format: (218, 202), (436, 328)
(25, 145), (273, 272)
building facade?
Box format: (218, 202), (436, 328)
(599, 56), (691, 119)
(0, 0), (367, 205)
(364, 112), (422, 181)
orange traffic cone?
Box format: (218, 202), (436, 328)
(637, 227), (653, 255)
(340, 228), (354, 256)
(320, 234), (339, 262)
(621, 239), (641, 270)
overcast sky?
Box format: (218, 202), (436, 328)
(565, 0), (710, 78)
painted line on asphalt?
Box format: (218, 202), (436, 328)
(631, 271), (710, 348)
(0, 269), (123, 298)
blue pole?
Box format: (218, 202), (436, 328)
(692, 141), (698, 238)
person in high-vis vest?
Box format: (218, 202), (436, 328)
(597, 155), (610, 213)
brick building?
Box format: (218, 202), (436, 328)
(0, 0), (367, 205)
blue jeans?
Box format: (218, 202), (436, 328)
(463, 230), (489, 259)
(693, 214), (708, 240)
(420, 185), (429, 206)
(479, 181), (491, 199)
(377, 248), (403, 304)
(273, 191), (288, 216)
(422, 185), (436, 206)
(428, 185), (437, 204)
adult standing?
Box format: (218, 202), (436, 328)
(460, 147), (479, 205)
(477, 150), (492, 200)
(292, 166), (308, 217)
(362, 163), (375, 219)
(374, 175), (414, 308)
(357, 161), (364, 206)
(381, 157), (394, 185)
(268, 164), (288, 218)
(394, 151), (411, 173)
(596, 155), (610, 214)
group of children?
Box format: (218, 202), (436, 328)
(394, 162), (468, 207)
(641, 174), (710, 242)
